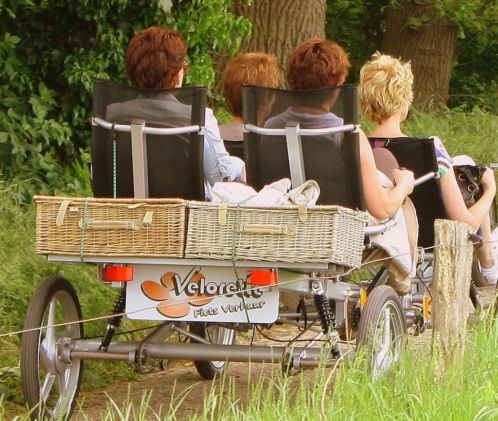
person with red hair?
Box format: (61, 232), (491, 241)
(107, 27), (245, 197)
(266, 38), (415, 221)
(220, 52), (280, 144)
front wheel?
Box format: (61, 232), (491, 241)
(189, 323), (235, 379)
(21, 276), (83, 420)
(357, 285), (406, 379)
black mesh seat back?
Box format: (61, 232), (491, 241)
(242, 85), (363, 209)
(91, 79), (207, 199)
(370, 137), (447, 248)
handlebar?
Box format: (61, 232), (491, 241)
(414, 171), (439, 187)
(364, 219), (397, 236)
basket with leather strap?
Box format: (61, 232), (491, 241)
(185, 201), (368, 267)
(35, 195), (186, 258)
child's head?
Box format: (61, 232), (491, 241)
(223, 52), (280, 117)
(359, 52), (414, 124)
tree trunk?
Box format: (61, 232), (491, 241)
(381, 0), (458, 106)
(230, 0), (326, 87)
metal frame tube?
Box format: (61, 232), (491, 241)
(70, 340), (338, 366)
(244, 123), (357, 137)
(364, 219), (396, 236)
(285, 123), (305, 187)
(92, 117), (201, 136)
(130, 120), (148, 198)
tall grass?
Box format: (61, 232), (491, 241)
(189, 319), (498, 420)
(34, 316), (496, 421)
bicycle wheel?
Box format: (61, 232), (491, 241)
(357, 285), (406, 379)
(189, 323), (235, 379)
(21, 276), (83, 420)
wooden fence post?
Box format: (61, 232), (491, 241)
(432, 219), (474, 371)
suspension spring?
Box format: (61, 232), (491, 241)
(314, 292), (335, 334)
(469, 279), (480, 310)
(99, 286), (126, 351)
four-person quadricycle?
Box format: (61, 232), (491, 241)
(20, 81), (487, 420)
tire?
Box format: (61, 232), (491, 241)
(189, 323), (235, 379)
(21, 276), (84, 420)
(357, 285), (406, 379)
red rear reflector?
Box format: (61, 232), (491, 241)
(247, 269), (278, 286)
(102, 265), (133, 282)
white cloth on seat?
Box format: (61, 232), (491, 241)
(246, 178), (291, 205)
(211, 182), (257, 204)
(211, 178), (321, 207)
(282, 180), (320, 207)
(368, 171), (418, 289)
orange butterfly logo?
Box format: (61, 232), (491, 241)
(141, 270), (214, 318)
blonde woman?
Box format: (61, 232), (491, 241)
(359, 52), (497, 285)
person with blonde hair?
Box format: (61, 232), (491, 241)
(359, 52), (498, 285)
(220, 52), (280, 151)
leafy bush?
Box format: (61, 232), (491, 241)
(0, 0), (250, 200)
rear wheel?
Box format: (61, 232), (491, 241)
(21, 276), (83, 420)
(189, 323), (235, 379)
(357, 285), (406, 379)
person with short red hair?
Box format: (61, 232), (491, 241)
(107, 27), (245, 197)
(287, 37), (350, 91)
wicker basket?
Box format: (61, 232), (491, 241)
(185, 201), (368, 267)
(35, 196), (186, 258)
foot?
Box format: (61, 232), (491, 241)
(480, 227), (498, 285)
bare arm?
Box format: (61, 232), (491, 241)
(359, 130), (414, 220)
(440, 167), (496, 229)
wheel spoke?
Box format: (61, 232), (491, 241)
(40, 373), (56, 403)
(383, 308), (391, 345)
(54, 368), (72, 418)
(374, 307), (392, 371)
(45, 299), (57, 352)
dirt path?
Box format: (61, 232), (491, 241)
(74, 286), (496, 420)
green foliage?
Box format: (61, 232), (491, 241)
(173, 0), (251, 88)
(326, 0), (498, 112)
(404, 107), (498, 164)
(0, 0), (250, 199)
(326, 0), (387, 81)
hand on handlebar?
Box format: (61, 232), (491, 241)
(481, 167), (496, 194)
(393, 168), (415, 195)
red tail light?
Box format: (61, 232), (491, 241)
(102, 265), (133, 282)
(247, 269), (278, 286)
